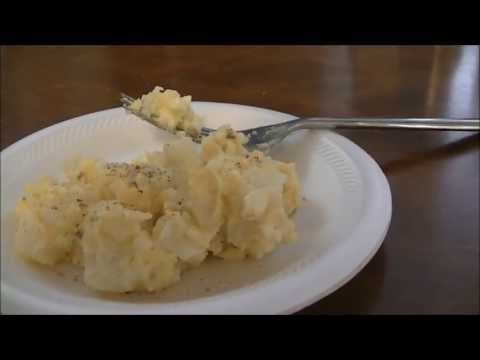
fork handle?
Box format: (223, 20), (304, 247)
(291, 118), (480, 131)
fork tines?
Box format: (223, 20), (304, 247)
(200, 128), (213, 136)
(120, 93), (135, 106)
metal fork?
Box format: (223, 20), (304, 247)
(120, 93), (480, 151)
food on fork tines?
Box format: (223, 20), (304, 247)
(15, 126), (301, 293)
(129, 86), (203, 137)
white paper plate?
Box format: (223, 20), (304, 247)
(1, 103), (391, 314)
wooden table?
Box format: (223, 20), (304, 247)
(2, 46), (479, 314)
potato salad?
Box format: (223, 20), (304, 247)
(15, 88), (301, 294)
